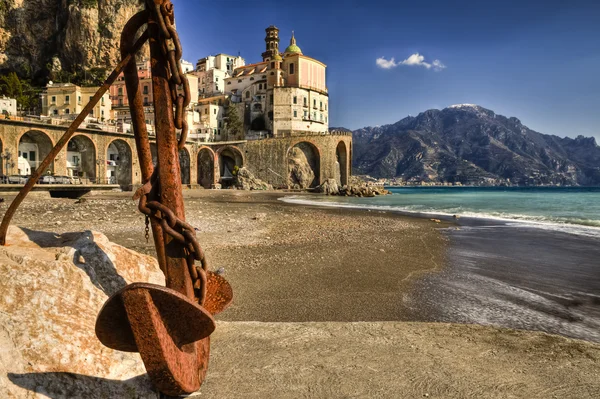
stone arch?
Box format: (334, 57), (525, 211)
(150, 143), (191, 185)
(179, 147), (190, 185)
(336, 141), (348, 186)
(217, 146), (244, 188)
(150, 143), (158, 166)
(106, 139), (133, 188)
(67, 134), (97, 181)
(287, 141), (321, 189)
(251, 115), (266, 131)
(197, 146), (215, 189)
(18, 130), (55, 175)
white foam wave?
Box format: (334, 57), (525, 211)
(279, 196), (600, 238)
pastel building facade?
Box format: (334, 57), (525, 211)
(224, 26), (329, 138)
(40, 83), (111, 121)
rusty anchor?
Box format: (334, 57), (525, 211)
(0, 0), (232, 396)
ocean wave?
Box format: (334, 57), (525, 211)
(279, 196), (600, 238)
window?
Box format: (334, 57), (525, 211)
(216, 77), (219, 82)
(289, 63), (295, 74)
(304, 110), (308, 118)
(53, 109), (58, 115)
(250, 77), (254, 81)
(314, 99), (316, 108)
(143, 85), (148, 94)
(320, 101), (323, 109)
(294, 110), (297, 118)
(270, 94), (273, 104)
(205, 108), (208, 114)
(144, 97), (148, 105)
(238, 79), (242, 83)
(23, 152), (28, 159)
(271, 62), (275, 68)
(214, 129), (217, 135)
(227, 81), (231, 85)
(325, 103), (327, 111)
(214, 109), (216, 114)
(65, 95), (70, 104)
(119, 99), (123, 106)
(258, 84), (262, 90)
(293, 96), (297, 104)
(325, 116), (328, 123)
(118, 88), (123, 95)
(29, 152), (36, 162)
(78, 96), (81, 104)
(65, 109), (70, 114)
(246, 91), (250, 99)
(51, 96), (56, 103)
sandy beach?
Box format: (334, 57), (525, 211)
(1, 189), (599, 398)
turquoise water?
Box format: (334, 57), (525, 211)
(282, 187), (600, 237)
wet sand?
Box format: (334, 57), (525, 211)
(409, 222), (600, 343)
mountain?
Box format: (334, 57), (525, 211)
(0, 0), (144, 84)
(352, 104), (600, 186)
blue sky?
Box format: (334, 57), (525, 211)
(174, 0), (600, 141)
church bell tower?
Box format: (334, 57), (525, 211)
(262, 25), (280, 62)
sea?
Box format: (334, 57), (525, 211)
(282, 187), (600, 343)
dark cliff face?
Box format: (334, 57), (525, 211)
(352, 105), (600, 186)
(0, 0), (145, 82)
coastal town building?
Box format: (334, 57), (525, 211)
(224, 26), (329, 137)
(0, 96), (17, 116)
(40, 82), (111, 122)
(193, 54), (245, 98)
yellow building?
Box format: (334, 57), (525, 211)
(40, 82), (112, 122)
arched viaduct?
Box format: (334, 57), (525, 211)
(0, 119), (352, 190)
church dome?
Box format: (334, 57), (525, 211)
(273, 53), (283, 61)
(284, 32), (302, 55)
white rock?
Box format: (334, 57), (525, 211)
(0, 226), (165, 398)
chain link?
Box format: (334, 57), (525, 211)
(145, 215), (150, 243)
(147, 0), (191, 150)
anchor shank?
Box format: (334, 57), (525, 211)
(148, 18), (194, 299)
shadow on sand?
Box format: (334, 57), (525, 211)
(7, 372), (157, 399)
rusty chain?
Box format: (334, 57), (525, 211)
(134, 1), (206, 304)
(148, 0), (191, 150)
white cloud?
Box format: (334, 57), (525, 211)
(375, 57), (397, 69)
(376, 53), (446, 72)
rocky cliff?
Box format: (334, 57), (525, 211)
(352, 104), (600, 186)
(0, 0), (144, 83)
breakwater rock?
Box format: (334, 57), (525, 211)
(317, 178), (390, 197)
(0, 226), (164, 398)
